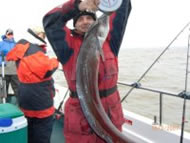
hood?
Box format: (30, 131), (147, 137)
(1, 35), (15, 43)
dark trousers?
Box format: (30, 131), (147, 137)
(5, 75), (19, 104)
(27, 115), (54, 143)
(5, 75), (19, 96)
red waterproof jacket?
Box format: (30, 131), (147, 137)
(6, 39), (59, 118)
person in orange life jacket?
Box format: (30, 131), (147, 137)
(43, 0), (131, 142)
(0, 29), (19, 104)
(6, 26), (59, 143)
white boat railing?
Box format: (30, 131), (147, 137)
(118, 81), (190, 126)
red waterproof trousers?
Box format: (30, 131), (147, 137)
(63, 91), (124, 143)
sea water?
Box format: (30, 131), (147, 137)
(118, 47), (190, 133)
(50, 46), (190, 132)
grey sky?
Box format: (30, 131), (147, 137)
(0, 0), (190, 49)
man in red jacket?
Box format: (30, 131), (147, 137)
(6, 27), (59, 143)
(43, 0), (131, 142)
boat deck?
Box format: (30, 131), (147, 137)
(51, 116), (65, 143)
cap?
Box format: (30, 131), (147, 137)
(27, 27), (46, 44)
(6, 29), (13, 35)
(73, 11), (96, 27)
(30, 26), (45, 35)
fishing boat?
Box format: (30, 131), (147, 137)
(1, 81), (190, 143)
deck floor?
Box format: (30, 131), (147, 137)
(51, 116), (65, 143)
